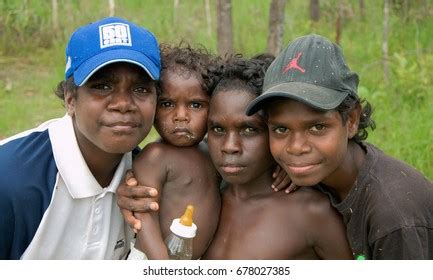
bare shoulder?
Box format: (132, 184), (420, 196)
(134, 142), (173, 164)
(283, 187), (336, 218)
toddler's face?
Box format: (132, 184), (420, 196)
(154, 72), (209, 147)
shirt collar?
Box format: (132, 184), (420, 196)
(48, 115), (132, 199)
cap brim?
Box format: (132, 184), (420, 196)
(73, 49), (160, 86)
(245, 82), (349, 116)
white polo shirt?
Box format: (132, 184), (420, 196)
(0, 115), (133, 259)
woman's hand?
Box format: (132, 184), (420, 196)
(116, 170), (159, 233)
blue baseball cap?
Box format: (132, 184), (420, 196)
(65, 17), (161, 86)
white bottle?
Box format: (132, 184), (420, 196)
(165, 205), (197, 260)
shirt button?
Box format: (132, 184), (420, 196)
(93, 226), (98, 234)
(95, 208), (100, 214)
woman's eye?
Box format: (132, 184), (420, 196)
(92, 83), (111, 90)
(133, 87), (149, 95)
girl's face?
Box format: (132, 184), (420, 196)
(266, 98), (359, 187)
(207, 89), (275, 185)
(154, 71), (209, 147)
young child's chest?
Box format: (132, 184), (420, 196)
(205, 196), (317, 259)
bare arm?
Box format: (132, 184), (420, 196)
(132, 143), (169, 259)
(307, 196), (353, 259)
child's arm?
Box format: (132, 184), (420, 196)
(132, 143), (169, 259)
(308, 196), (353, 259)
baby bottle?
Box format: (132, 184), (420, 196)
(165, 204), (197, 260)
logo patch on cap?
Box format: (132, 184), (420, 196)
(99, 23), (132, 49)
(282, 52), (305, 74)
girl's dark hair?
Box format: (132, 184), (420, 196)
(210, 54), (274, 98)
(336, 95), (376, 143)
(158, 42), (215, 95)
(54, 77), (77, 101)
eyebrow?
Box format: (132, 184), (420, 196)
(207, 119), (220, 126)
(242, 120), (266, 128)
(268, 113), (338, 126)
(190, 98), (209, 103)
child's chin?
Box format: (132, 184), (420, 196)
(291, 177), (321, 188)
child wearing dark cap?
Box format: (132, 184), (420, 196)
(202, 56), (352, 259)
(0, 17), (161, 259)
(246, 34), (433, 260)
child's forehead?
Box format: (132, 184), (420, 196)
(266, 98), (337, 118)
(162, 67), (202, 82)
(159, 72), (208, 100)
(210, 90), (258, 117)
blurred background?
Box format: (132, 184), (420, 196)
(0, 0), (432, 179)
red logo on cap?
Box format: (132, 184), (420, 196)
(282, 52), (305, 74)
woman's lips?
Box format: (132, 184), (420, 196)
(105, 121), (139, 133)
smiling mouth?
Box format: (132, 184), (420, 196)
(285, 164), (318, 175)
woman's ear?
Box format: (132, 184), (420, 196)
(347, 103), (361, 139)
(64, 89), (76, 117)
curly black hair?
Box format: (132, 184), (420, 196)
(210, 54), (274, 98)
(158, 42), (216, 95)
(54, 77), (77, 101)
(336, 95), (376, 143)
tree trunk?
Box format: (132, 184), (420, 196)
(359, 0), (365, 19)
(310, 0), (320, 22)
(267, 0), (287, 56)
(216, 0), (233, 56)
(205, 0), (212, 38)
(173, 0), (179, 25)
(108, 0), (115, 16)
(51, 0), (58, 35)
(335, 1), (343, 45)
(382, 0), (390, 83)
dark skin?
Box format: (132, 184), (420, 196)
(266, 98), (365, 201)
(65, 62), (157, 187)
(202, 89), (353, 259)
(132, 71), (221, 259)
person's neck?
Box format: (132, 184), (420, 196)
(227, 169), (275, 201)
(76, 139), (124, 188)
(86, 151), (123, 188)
(321, 141), (366, 201)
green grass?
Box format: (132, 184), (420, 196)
(0, 0), (432, 180)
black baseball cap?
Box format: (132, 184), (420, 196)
(246, 34), (359, 115)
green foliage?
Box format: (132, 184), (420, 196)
(0, 0), (432, 179)
(390, 52), (432, 106)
